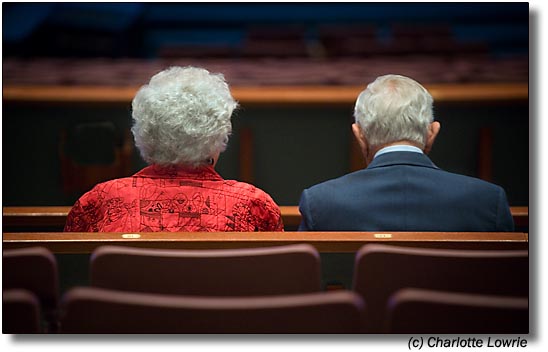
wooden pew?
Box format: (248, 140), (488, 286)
(1, 205), (530, 231)
(3, 206), (71, 231)
(510, 206), (529, 228)
(2, 231), (528, 254)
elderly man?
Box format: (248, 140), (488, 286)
(298, 74), (514, 231)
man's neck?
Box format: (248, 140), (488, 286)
(367, 141), (424, 164)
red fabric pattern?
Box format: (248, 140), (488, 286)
(64, 165), (283, 232)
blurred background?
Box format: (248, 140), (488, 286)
(2, 2), (529, 207)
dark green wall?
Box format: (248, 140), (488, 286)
(2, 101), (528, 207)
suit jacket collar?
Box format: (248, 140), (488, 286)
(367, 151), (440, 170)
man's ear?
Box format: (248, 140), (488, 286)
(352, 123), (368, 156)
(424, 121), (441, 154)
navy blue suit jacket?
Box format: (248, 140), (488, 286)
(298, 151), (514, 231)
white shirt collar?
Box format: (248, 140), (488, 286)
(374, 145), (424, 159)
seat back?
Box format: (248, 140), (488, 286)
(3, 247), (59, 310)
(60, 286), (365, 333)
(59, 122), (132, 196)
(90, 244), (321, 296)
(385, 288), (528, 334)
(352, 244), (528, 332)
(3, 289), (42, 334)
(3, 247), (59, 332)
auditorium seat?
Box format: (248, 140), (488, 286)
(3, 289), (42, 334)
(60, 286), (365, 333)
(3, 247), (59, 332)
(385, 288), (528, 334)
(352, 244), (528, 333)
(387, 23), (454, 56)
(90, 244), (321, 296)
(318, 24), (382, 57)
(59, 121), (133, 196)
(158, 45), (237, 58)
(241, 25), (309, 58)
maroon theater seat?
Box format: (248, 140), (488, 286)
(3, 247), (59, 332)
(352, 244), (528, 333)
(3, 289), (42, 334)
(60, 286), (365, 333)
(385, 288), (528, 334)
(90, 244), (321, 296)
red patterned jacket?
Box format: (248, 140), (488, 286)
(64, 165), (284, 232)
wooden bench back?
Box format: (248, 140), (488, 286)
(2, 205), (528, 231)
(3, 231), (528, 254)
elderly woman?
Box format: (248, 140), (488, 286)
(65, 66), (283, 232)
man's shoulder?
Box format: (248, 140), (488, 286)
(435, 169), (505, 191)
(304, 170), (365, 195)
(303, 165), (505, 196)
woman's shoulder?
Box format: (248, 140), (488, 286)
(222, 180), (278, 203)
(77, 176), (135, 202)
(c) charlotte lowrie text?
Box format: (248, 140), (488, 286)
(428, 337), (527, 348)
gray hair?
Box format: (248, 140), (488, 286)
(131, 66), (238, 167)
(354, 74), (434, 148)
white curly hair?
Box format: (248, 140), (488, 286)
(131, 66), (238, 167)
(354, 74), (434, 149)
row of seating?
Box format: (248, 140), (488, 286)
(3, 56), (528, 87)
(156, 23), (490, 58)
(3, 243), (528, 333)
